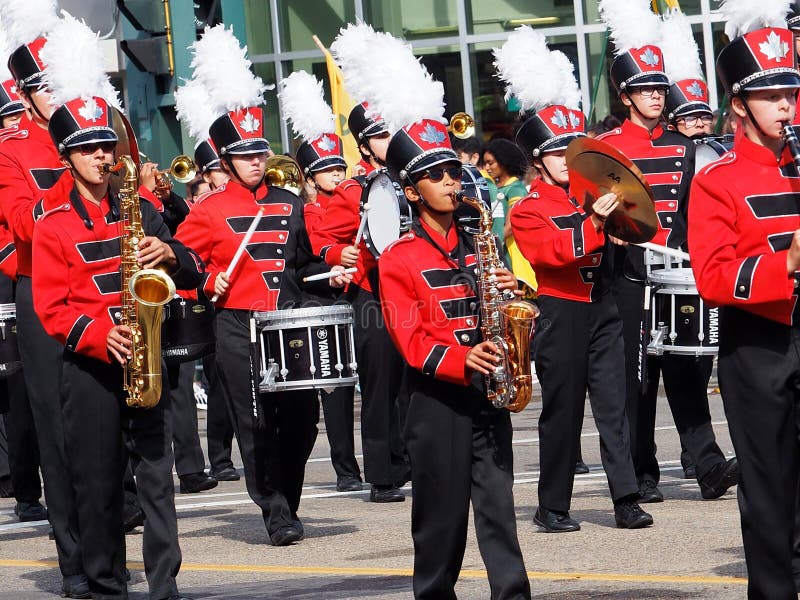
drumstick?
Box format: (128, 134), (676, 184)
(353, 203), (370, 248)
(636, 242), (690, 263)
(211, 207), (265, 303)
(302, 267), (357, 283)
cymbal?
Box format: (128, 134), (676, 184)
(566, 137), (657, 244)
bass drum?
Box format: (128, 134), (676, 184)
(161, 296), (216, 364)
(454, 164), (492, 234)
(694, 134), (734, 173)
(362, 169), (411, 257)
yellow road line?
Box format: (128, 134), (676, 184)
(0, 559), (747, 585)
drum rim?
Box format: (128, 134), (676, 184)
(259, 376), (359, 392)
(648, 267), (696, 285)
(254, 305), (353, 323)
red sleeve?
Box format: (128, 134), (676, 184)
(32, 221), (112, 362)
(688, 173), (794, 306)
(304, 202), (324, 238)
(379, 245), (471, 386)
(511, 203), (604, 267)
(139, 185), (164, 212)
(309, 181), (361, 266)
(0, 226), (16, 281)
(174, 201), (219, 298)
(0, 151), (70, 243)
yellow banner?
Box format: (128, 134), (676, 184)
(319, 40), (361, 177)
(651, 0), (681, 13)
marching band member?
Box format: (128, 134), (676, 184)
(0, 4), (90, 596)
(308, 22), (412, 503)
(279, 70), (363, 493)
(362, 28), (530, 599)
(598, 0), (738, 503)
(175, 25), (347, 546)
(689, 2), (800, 595)
(32, 14), (201, 600)
(498, 26), (651, 532)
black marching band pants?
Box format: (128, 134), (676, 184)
(321, 384), (361, 480)
(404, 368), (530, 600)
(214, 309), (318, 535)
(534, 294), (639, 510)
(717, 308), (800, 600)
(346, 283), (409, 487)
(61, 351), (181, 600)
(16, 276), (84, 577)
(202, 354), (237, 474)
(614, 276), (725, 485)
(167, 361), (206, 477)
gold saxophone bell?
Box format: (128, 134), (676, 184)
(448, 112), (475, 139)
(264, 155), (303, 196)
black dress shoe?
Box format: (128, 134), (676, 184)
(683, 465), (697, 480)
(124, 507), (145, 533)
(369, 485), (405, 503)
(700, 457), (739, 499)
(179, 473), (218, 494)
(614, 498), (653, 529)
(574, 460), (590, 475)
(163, 595), (194, 600)
(533, 507), (580, 533)
(638, 481), (664, 503)
(14, 501), (47, 522)
(209, 466), (240, 482)
(269, 525), (302, 547)
(336, 475), (363, 492)
(292, 519), (305, 540)
(61, 574), (90, 599)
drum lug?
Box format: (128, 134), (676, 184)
(260, 361), (280, 392)
(647, 327), (667, 356)
(0, 321), (5, 341)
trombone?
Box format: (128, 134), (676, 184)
(448, 112), (475, 139)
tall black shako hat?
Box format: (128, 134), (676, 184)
(387, 120), (457, 182)
(40, 13), (121, 152)
(0, 80), (24, 117)
(194, 139), (221, 172)
(348, 102), (388, 141)
(494, 26), (586, 159)
(600, 0), (669, 93)
(788, 2), (800, 30)
(658, 9), (713, 121)
(190, 25), (269, 157)
(278, 70), (347, 175)
(5, 0), (61, 92)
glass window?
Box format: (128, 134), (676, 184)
(243, 0), (273, 55)
(582, 1), (702, 24)
(584, 30), (619, 125)
(252, 62), (283, 154)
(469, 36), (579, 141)
(278, 0), (355, 53)
(364, 0), (458, 40)
(467, 0), (574, 35)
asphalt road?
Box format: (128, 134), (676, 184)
(0, 373), (750, 599)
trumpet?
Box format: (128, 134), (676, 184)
(448, 112), (475, 139)
(154, 154), (198, 197)
(264, 155), (303, 196)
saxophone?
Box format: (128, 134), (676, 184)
(458, 193), (537, 413)
(106, 156), (176, 408)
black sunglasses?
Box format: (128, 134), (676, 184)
(77, 141), (116, 154)
(416, 165), (461, 183)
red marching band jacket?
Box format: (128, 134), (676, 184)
(510, 178), (607, 302)
(379, 220), (479, 386)
(32, 190), (204, 363)
(303, 189), (332, 238)
(175, 179), (329, 311)
(689, 134), (800, 326)
(0, 114), (68, 278)
(598, 119), (695, 280)
(309, 165), (377, 293)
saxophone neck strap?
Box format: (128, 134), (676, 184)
(411, 219), (477, 293)
(70, 187), (120, 231)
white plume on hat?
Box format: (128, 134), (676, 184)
(659, 9), (704, 82)
(599, 0), (662, 55)
(2, 0), (60, 51)
(190, 24), (267, 117)
(493, 26), (581, 112)
(40, 11), (120, 109)
(331, 22), (444, 133)
(174, 78), (217, 143)
(719, 0), (792, 40)
(278, 71), (335, 141)
(0, 16), (15, 81)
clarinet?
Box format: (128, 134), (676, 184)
(783, 123), (800, 168)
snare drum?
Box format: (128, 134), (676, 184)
(362, 170), (411, 257)
(161, 296), (215, 364)
(647, 268), (719, 356)
(0, 303), (21, 378)
(254, 305), (358, 392)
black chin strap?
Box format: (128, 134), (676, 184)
(740, 97), (769, 138)
(627, 95), (660, 135)
(24, 88), (50, 125)
(224, 156), (262, 193)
